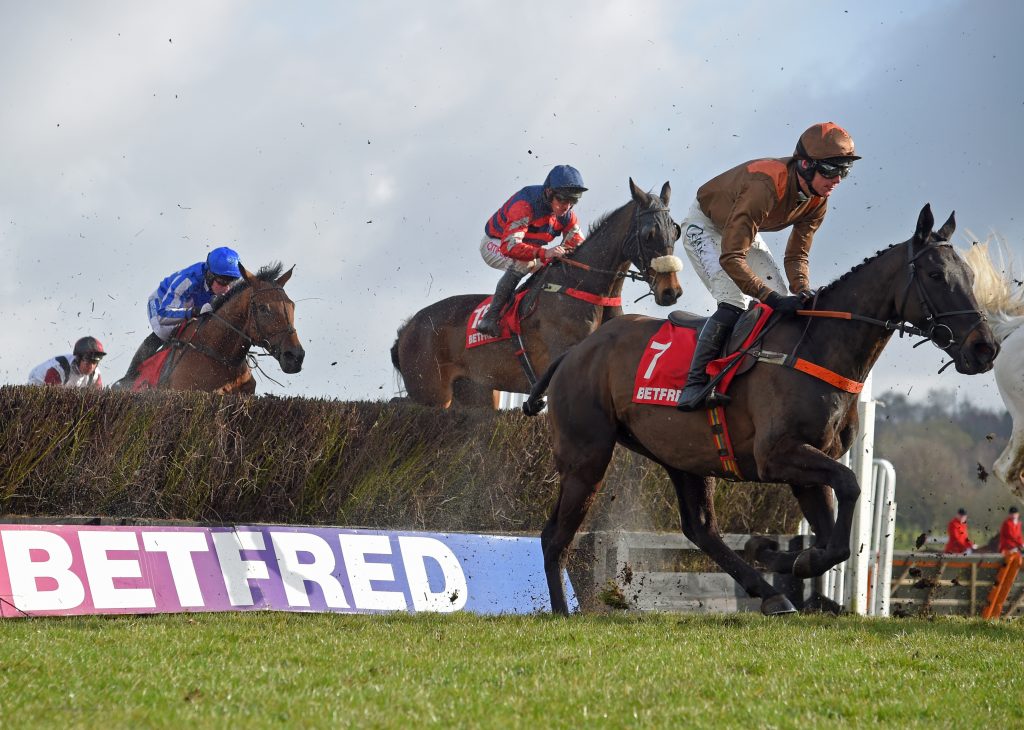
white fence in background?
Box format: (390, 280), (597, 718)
(498, 391), (528, 410)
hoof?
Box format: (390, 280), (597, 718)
(760, 594), (797, 616)
(792, 549), (816, 579)
(801, 592), (846, 615)
(522, 397), (546, 416)
(744, 536), (779, 565)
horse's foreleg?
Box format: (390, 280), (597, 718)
(760, 444), (859, 578)
(542, 435), (616, 615)
(668, 469), (795, 616)
(747, 484), (835, 574)
(994, 427), (1024, 494)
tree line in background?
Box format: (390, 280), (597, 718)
(875, 389), (1018, 549)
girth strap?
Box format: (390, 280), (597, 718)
(753, 350), (863, 394)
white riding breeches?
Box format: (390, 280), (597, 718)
(679, 198), (785, 310)
(479, 236), (540, 275)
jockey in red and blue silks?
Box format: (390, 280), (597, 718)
(475, 164), (587, 337)
(114, 246), (243, 388)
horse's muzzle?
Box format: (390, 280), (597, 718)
(954, 327), (998, 374)
(652, 270), (682, 306)
(279, 347), (305, 374)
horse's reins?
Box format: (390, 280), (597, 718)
(698, 237), (991, 400)
(556, 201), (676, 293)
(793, 239), (987, 372)
(171, 285), (297, 373)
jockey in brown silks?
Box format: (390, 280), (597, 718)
(676, 122), (861, 411)
(475, 164), (588, 337)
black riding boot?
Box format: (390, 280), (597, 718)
(113, 332), (164, 389)
(476, 269), (523, 337)
(676, 304), (743, 411)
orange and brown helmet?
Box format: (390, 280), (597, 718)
(795, 122), (861, 162)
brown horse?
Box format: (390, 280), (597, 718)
(391, 179), (683, 407)
(523, 204), (999, 615)
(158, 263), (305, 393)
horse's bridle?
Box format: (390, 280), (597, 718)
(558, 200), (680, 293)
(182, 285), (297, 367)
(798, 238), (990, 371)
(894, 239), (987, 354)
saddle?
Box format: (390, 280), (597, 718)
(667, 305), (766, 379)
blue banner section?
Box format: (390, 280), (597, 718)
(0, 524), (576, 617)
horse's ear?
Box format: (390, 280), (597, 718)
(660, 181), (671, 205)
(914, 204), (935, 245)
(935, 211), (956, 242)
(239, 264), (255, 283)
(276, 265), (295, 287)
(628, 177), (645, 204)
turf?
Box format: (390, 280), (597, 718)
(1, 611), (1019, 728)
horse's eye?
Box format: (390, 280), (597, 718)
(928, 271), (943, 281)
(258, 303), (272, 314)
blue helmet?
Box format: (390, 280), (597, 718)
(206, 246), (242, 278)
(543, 165), (587, 200)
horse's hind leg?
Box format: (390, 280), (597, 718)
(542, 427), (617, 615)
(667, 468), (796, 616)
(746, 484), (835, 574)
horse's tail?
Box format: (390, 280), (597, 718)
(390, 325), (404, 373)
(522, 350), (569, 416)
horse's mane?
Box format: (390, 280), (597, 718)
(213, 262), (284, 311)
(818, 243), (902, 293)
(586, 193), (665, 238)
(960, 235), (1024, 342)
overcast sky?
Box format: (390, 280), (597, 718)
(2, 0), (1021, 411)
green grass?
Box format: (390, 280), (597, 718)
(1, 612), (1020, 728)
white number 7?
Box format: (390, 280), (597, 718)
(643, 340), (671, 380)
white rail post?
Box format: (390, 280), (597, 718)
(846, 373), (876, 614)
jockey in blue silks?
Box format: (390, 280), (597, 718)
(114, 246), (243, 387)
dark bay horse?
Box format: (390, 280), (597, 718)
(158, 263), (305, 394)
(391, 179), (683, 408)
(523, 204), (998, 615)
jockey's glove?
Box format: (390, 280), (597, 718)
(764, 291), (804, 315)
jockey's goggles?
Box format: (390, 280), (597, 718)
(553, 192), (582, 205)
(813, 159), (853, 179)
(212, 274), (237, 286)
(82, 352), (105, 363)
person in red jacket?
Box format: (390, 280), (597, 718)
(998, 506), (1023, 553)
(475, 164), (587, 337)
(945, 508), (978, 554)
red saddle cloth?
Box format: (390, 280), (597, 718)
(466, 291), (530, 349)
(131, 348), (171, 392)
(632, 304), (772, 406)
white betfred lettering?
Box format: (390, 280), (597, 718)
(270, 532), (349, 609)
(337, 534), (406, 611)
(141, 532), (210, 608)
(1, 530), (85, 612)
(79, 531), (155, 609)
(212, 531), (270, 606)
(398, 536), (468, 613)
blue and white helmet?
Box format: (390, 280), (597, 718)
(543, 165), (587, 202)
(205, 246), (242, 278)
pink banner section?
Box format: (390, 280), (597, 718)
(0, 524), (569, 617)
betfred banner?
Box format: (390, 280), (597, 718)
(0, 525), (575, 618)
